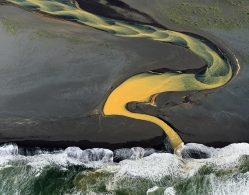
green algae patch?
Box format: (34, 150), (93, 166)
(28, 30), (96, 44)
(2, 17), (18, 34)
(162, 1), (249, 29)
(240, 52), (249, 64)
(36, 30), (58, 38)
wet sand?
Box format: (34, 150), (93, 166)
(0, 4), (208, 149)
(0, 0), (245, 150)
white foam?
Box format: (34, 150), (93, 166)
(65, 147), (113, 164)
(183, 142), (249, 158)
(115, 153), (183, 181)
(211, 143), (249, 157)
(164, 187), (176, 195)
(1, 142), (249, 194)
(147, 186), (159, 194)
(205, 173), (249, 195)
(0, 143), (18, 156)
(0, 144), (114, 170)
(146, 186), (164, 195)
(114, 147), (157, 161)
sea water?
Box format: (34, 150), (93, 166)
(0, 143), (249, 194)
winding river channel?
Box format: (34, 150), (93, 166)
(7, 0), (236, 150)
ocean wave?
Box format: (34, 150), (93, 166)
(0, 142), (249, 194)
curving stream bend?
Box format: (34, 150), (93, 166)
(7, 0), (236, 150)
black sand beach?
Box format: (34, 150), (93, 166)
(123, 0), (249, 147)
(1, 1), (249, 194)
(0, 0), (247, 150)
(0, 4), (206, 149)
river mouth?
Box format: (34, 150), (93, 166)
(2, 0), (238, 150)
(0, 1), (245, 194)
(102, 28), (233, 149)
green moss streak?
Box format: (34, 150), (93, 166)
(2, 17), (18, 34)
(240, 52), (249, 63)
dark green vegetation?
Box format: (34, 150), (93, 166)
(162, 0), (249, 29)
(2, 17), (18, 34)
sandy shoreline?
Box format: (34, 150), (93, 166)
(0, 1), (245, 150)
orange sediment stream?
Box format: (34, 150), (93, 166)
(7, 0), (234, 150)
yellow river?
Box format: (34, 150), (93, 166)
(8, 0), (234, 150)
